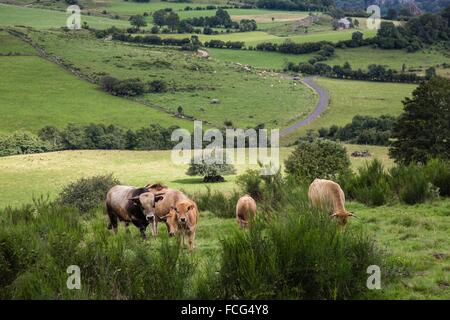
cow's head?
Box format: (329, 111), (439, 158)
(129, 192), (164, 222)
(160, 209), (178, 237)
(159, 200), (196, 236)
(331, 211), (357, 227)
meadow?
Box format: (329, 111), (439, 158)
(0, 3), (129, 29)
(281, 77), (417, 145)
(22, 28), (317, 129)
(0, 35), (190, 134)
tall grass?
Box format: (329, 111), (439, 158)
(0, 201), (194, 299)
(192, 187), (241, 219)
(207, 203), (387, 299)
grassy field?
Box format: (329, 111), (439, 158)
(0, 144), (396, 208)
(0, 3), (129, 29)
(0, 33), (191, 133)
(282, 77), (417, 145)
(23, 28), (316, 129)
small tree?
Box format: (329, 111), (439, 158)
(165, 12), (180, 31)
(129, 15), (147, 29)
(186, 152), (236, 183)
(285, 139), (351, 182)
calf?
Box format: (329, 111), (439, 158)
(166, 199), (199, 251)
(105, 185), (163, 239)
(308, 178), (356, 227)
(236, 195), (257, 228)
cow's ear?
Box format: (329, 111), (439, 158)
(129, 196), (141, 205)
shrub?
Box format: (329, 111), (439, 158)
(57, 174), (120, 213)
(390, 164), (437, 204)
(210, 205), (386, 299)
(425, 159), (450, 197)
(99, 76), (145, 97)
(0, 131), (52, 157)
(236, 169), (263, 200)
(192, 188), (241, 218)
(342, 159), (393, 206)
(285, 139), (350, 183)
(186, 153), (236, 182)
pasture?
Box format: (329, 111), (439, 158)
(21, 28), (316, 129)
(0, 54), (190, 134)
(281, 78), (417, 145)
(0, 3), (129, 29)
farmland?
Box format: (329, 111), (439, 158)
(1, 0), (450, 302)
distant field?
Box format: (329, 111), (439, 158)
(0, 30), (36, 54)
(282, 77), (417, 145)
(24, 29), (316, 130)
(0, 3), (129, 29)
(208, 48), (314, 69)
(0, 144), (393, 208)
(0, 55), (190, 134)
(328, 46), (450, 74)
(161, 28), (377, 46)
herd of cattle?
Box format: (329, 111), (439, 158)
(105, 178), (356, 251)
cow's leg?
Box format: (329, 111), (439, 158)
(139, 227), (147, 240)
(188, 230), (196, 251)
(150, 220), (157, 238)
(106, 205), (118, 234)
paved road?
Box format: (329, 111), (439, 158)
(280, 76), (329, 137)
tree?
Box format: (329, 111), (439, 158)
(165, 12), (180, 31)
(152, 9), (167, 27)
(129, 15), (147, 29)
(354, 19), (360, 28)
(426, 67), (437, 79)
(284, 139), (351, 182)
(390, 77), (450, 164)
(186, 152), (236, 182)
(215, 8), (232, 27)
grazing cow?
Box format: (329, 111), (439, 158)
(236, 195), (257, 228)
(166, 199), (199, 251)
(308, 178), (356, 227)
(105, 185), (164, 239)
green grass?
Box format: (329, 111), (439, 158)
(0, 55), (190, 134)
(0, 30), (36, 55)
(0, 3), (129, 29)
(282, 77), (417, 145)
(327, 46), (450, 74)
(208, 47), (314, 69)
(24, 29), (316, 129)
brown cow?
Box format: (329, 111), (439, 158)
(308, 178), (356, 227)
(152, 188), (189, 236)
(166, 199), (199, 251)
(105, 185), (164, 239)
(236, 195), (257, 228)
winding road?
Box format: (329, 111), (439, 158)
(280, 76), (329, 137)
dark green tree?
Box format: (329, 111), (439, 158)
(390, 77), (450, 164)
(129, 15), (147, 29)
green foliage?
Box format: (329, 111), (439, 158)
(193, 187), (241, 219)
(57, 174), (120, 213)
(285, 139), (351, 183)
(236, 169), (264, 200)
(424, 159), (450, 197)
(0, 202), (194, 299)
(341, 159), (393, 206)
(210, 206), (386, 299)
(99, 76), (145, 97)
(0, 131), (52, 157)
(129, 15), (147, 29)
(390, 77), (450, 164)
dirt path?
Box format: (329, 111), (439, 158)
(280, 76), (329, 137)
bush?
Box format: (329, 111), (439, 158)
(100, 76), (145, 97)
(57, 174), (120, 213)
(193, 188), (241, 218)
(209, 205), (386, 299)
(236, 169), (263, 200)
(186, 153), (236, 182)
(0, 202), (194, 299)
(0, 131), (52, 157)
(342, 159), (393, 206)
(285, 139), (350, 183)
(425, 159), (450, 197)
(390, 164), (437, 205)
